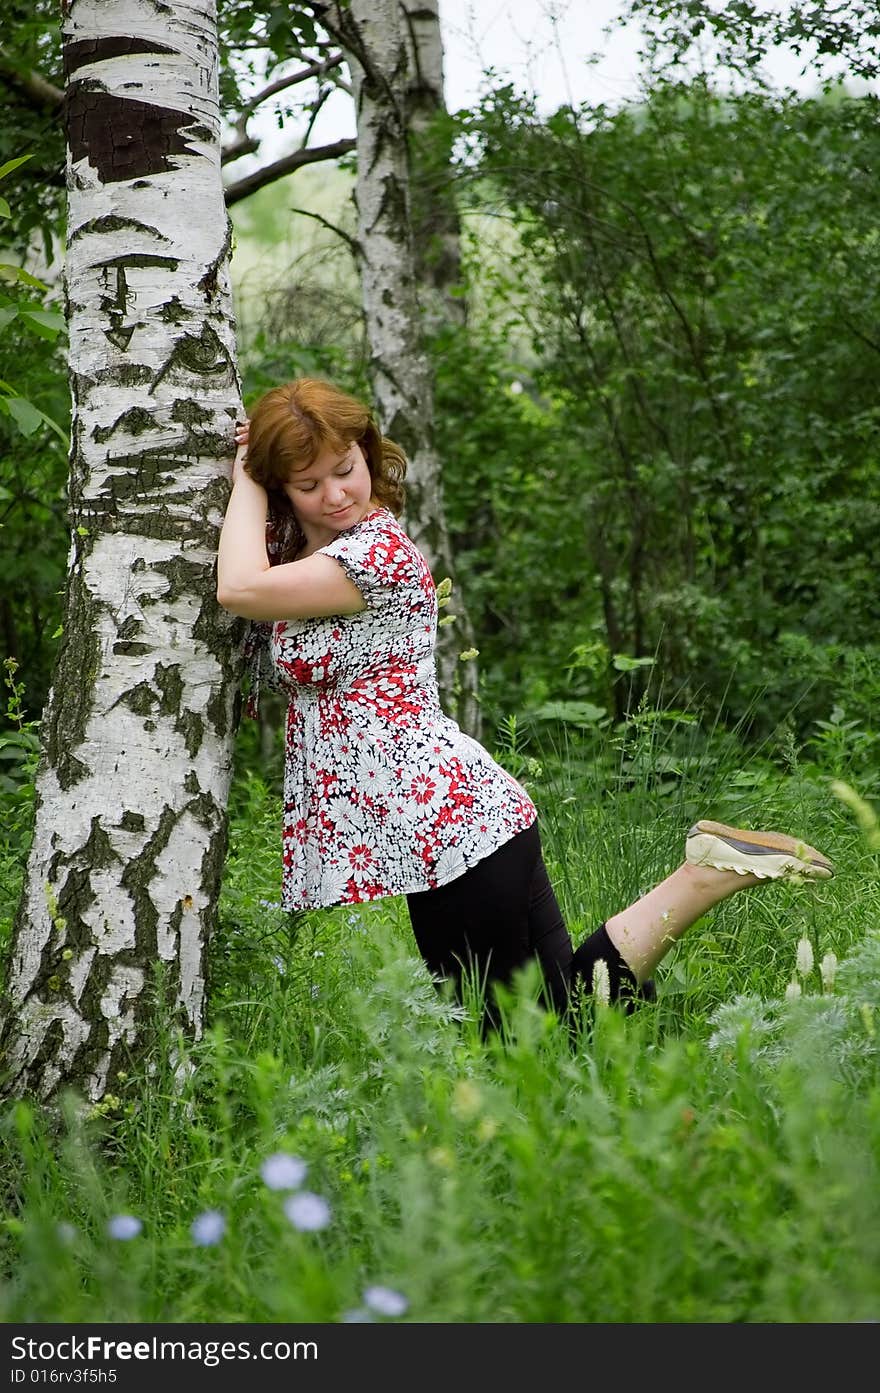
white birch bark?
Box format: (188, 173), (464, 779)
(327, 0), (480, 732)
(401, 0), (466, 331)
(0, 0), (242, 1103)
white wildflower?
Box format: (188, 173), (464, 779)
(795, 937), (814, 978)
(107, 1214), (142, 1241)
(591, 958), (611, 1006)
(284, 1191), (331, 1231)
(363, 1285), (409, 1317)
(190, 1210), (226, 1247)
(820, 951), (838, 991)
(260, 1152), (307, 1190)
(784, 979), (802, 1002)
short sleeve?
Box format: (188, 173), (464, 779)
(317, 512), (422, 608)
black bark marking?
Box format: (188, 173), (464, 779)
(93, 408), (155, 442)
(66, 87), (201, 183)
(24, 1017), (66, 1090)
(171, 399), (213, 427)
(113, 640), (152, 656)
(97, 432), (230, 508)
(117, 683), (158, 715)
(177, 710), (205, 758)
(43, 563), (102, 791)
(64, 36), (177, 80)
(119, 805), (175, 960)
(154, 662), (183, 716)
(71, 215), (170, 244)
(105, 323), (136, 351)
(159, 297), (188, 323)
(99, 265), (129, 317)
(198, 222), (233, 302)
(149, 324), (235, 395)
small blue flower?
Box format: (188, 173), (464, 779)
(107, 1214), (142, 1241)
(283, 1191), (331, 1231)
(190, 1209), (226, 1247)
(363, 1284), (408, 1317)
(341, 1308), (373, 1323)
(260, 1152), (307, 1190)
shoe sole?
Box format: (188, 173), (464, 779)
(686, 819), (834, 881)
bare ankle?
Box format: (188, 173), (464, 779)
(680, 860), (760, 895)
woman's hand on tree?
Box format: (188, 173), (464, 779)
(232, 419), (250, 486)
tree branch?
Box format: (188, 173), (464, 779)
(223, 137), (357, 206)
(242, 53), (346, 115)
(289, 205), (360, 256)
(840, 314), (880, 356)
(221, 134), (261, 165)
(0, 53), (63, 113)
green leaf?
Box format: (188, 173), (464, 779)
(0, 394), (68, 443)
(20, 308), (65, 338)
(0, 306), (18, 332)
(0, 154), (34, 182)
(612, 654), (656, 672)
(3, 395), (44, 435)
(0, 264), (50, 291)
(0, 197), (11, 219)
(533, 700), (606, 726)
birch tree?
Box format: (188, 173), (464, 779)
(401, 0), (466, 332)
(0, 0), (241, 1104)
(321, 0), (480, 732)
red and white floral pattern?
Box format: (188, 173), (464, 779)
(270, 508), (536, 908)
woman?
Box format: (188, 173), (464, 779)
(217, 378), (833, 1026)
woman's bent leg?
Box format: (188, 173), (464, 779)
(406, 823), (546, 1029)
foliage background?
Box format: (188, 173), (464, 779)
(1, 0), (878, 1326)
(2, 47), (877, 768)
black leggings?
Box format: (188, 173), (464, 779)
(405, 822), (653, 1028)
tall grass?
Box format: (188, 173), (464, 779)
(1, 702), (878, 1322)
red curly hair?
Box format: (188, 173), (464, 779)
(244, 378), (407, 561)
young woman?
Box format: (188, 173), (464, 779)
(217, 378), (834, 1026)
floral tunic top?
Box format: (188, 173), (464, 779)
(267, 507), (536, 909)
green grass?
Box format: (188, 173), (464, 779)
(1, 708), (878, 1323)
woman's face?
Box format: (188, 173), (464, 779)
(282, 440), (375, 543)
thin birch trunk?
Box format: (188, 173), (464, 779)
(401, 0), (467, 332)
(0, 0), (242, 1104)
(326, 0), (481, 735)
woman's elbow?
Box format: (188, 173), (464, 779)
(216, 582), (245, 615)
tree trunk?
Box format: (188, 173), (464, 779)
(326, 0), (481, 735)
(0, 0), (242, 1104)
(401, 0), (466, 332)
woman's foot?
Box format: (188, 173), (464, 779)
(686, 820), (834, 881)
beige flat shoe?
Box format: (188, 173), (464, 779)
(686, 819), (834, 881)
